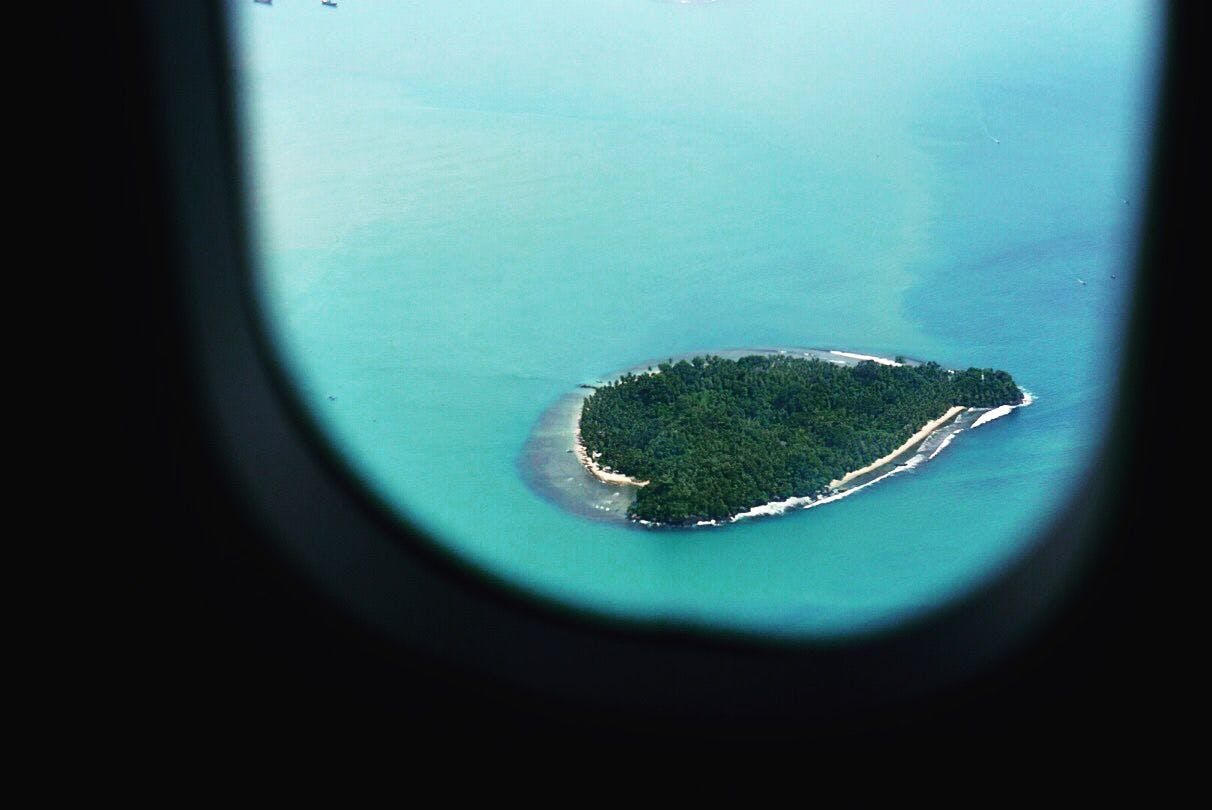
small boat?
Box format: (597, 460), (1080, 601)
(254, 0), (272, 5)
(321, 0), (337, 6)
(1076, 277), (1087, 286)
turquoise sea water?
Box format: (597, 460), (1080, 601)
(231, 1), (1160, 638)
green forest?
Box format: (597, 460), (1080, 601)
(579, 355), (1022, 524)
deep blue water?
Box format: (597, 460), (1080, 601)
(231, 0), (1160, 638)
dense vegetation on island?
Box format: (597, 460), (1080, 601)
(579, 355), (1022, 524)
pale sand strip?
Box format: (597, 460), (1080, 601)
(828, 350), (904, 367)
(573, 399), (649, 487)
(828, 405), (966, 489)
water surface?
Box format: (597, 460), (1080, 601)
(231, 0), (1160, 637)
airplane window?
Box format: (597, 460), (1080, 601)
(226, 0), (1161, 639)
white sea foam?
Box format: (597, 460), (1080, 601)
(730, 385), (1034, 523)
(829, 350), (903, 366)
(928, 430), (961, 460)
(732, 454), (925, 522)
(971, 404), (1013, 428)
(971, 387), (1035, 428)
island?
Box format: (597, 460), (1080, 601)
(576, 354), (1024, 525)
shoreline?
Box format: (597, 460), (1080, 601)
(729, 405), (972, 524)
(829, 350), (904, 367)
(827, 405), (966, 489)
(572, 398), (650, 487)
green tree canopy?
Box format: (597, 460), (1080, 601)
(579, 355), (1022, 524)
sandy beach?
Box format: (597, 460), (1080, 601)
(828, 405), (966, 489)
(829, 350), (905, 367)
(573, 399), (649, 487)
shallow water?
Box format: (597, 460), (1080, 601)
(231, 0), (1161, 638)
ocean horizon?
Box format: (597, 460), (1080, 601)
(231, 0), (1160, 638)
